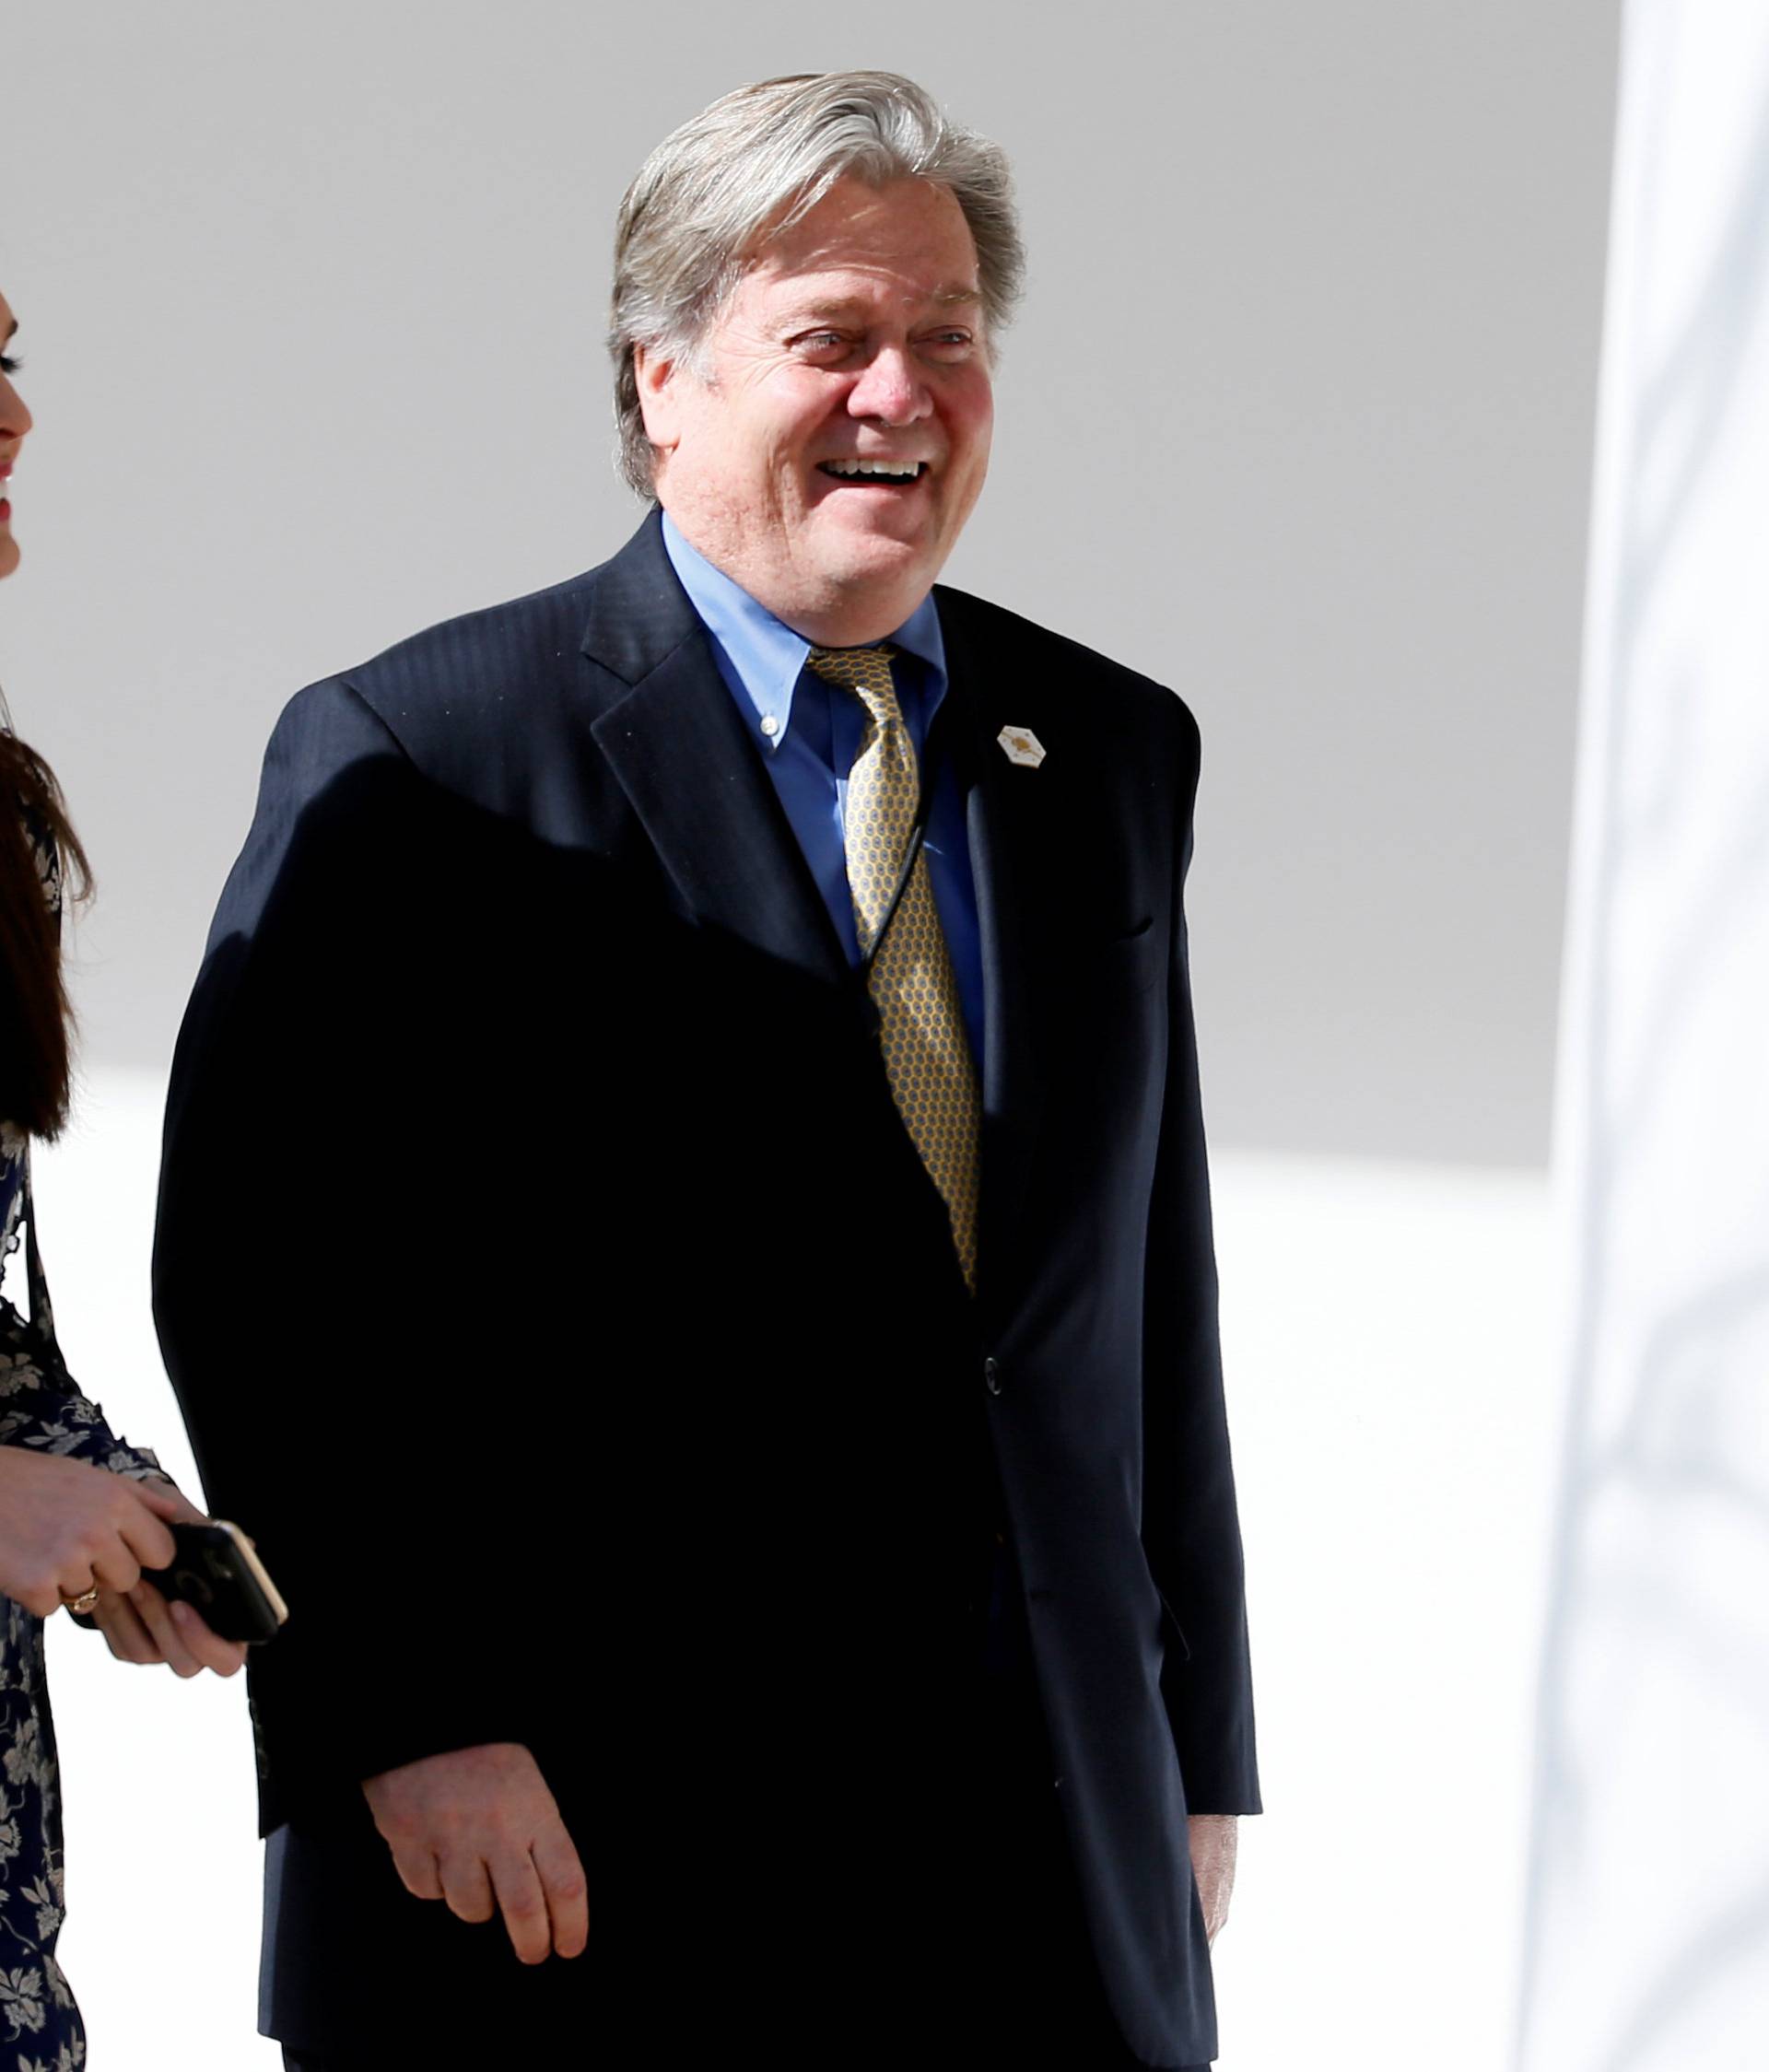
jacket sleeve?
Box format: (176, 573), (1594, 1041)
(152, 678), (556, 1827)
(1141, 698), (1261, 1816)
(0, 1217), (165, 1481)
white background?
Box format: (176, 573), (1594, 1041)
(2, 0), (1619, 1165)
(1520, 2), (1769, 2062)
(0, 2), (1623, 2063)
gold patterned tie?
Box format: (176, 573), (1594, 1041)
(806, 643), (981, 1292)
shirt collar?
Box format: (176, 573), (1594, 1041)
(661, 510), (948, 750)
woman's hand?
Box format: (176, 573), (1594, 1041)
(88, 1481), (249, 1678)
(0, 1445), (182, 1617)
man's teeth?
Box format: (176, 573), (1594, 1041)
(822, 461), (923, 479)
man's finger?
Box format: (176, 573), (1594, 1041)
(489, 1850), (554, 1966)
(127, 1582), (202, 1677)
(438, 1851), (497, 1926)
(532, 1824), (589, 1959)
(388, 1846), (443, 1903)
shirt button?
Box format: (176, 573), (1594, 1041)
(984, 1357), (1003, 1396)
(759, 714), (780, 738)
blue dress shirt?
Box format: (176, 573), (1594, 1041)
(662, 513), (985, 1067)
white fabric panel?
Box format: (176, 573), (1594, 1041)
(1524, 4), (1769, 2066)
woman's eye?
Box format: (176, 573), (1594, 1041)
(0, 356), (20, 378)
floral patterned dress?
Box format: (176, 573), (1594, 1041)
(0, 817), (163, 2072)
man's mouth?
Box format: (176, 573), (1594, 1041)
(817, 460), (928, 483)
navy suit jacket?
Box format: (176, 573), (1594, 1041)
(153, 510), (1258, 2065)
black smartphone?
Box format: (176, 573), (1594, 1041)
(145, 1520), (288, 1645)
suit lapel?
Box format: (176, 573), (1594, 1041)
(581, 513), (847, 989)
(580, 527), (1058, 1300)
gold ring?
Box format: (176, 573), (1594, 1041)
(63, 1587), (100, 1615)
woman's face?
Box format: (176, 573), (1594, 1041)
(0, 290), (33, 581)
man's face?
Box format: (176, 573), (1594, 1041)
(638, 176), (994, 646)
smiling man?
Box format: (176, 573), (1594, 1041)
(154, 72), (1259, 2070)
(632, 171), (993, 646)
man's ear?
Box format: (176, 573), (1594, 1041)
(633, 345), (683, 460)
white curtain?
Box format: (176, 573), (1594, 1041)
(1522, 4), (1769, 2066)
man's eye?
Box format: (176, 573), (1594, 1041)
(796, 332), (848, 354)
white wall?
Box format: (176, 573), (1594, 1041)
(2, 0), (1618, 1165)
(1521, 4), (1769, 2063)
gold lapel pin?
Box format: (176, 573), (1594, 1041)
(997, 725), (1047, 768)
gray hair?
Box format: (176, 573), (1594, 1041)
(608, 71), (1024, 497)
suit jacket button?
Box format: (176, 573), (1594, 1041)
(984, 1357), (1003, 1396)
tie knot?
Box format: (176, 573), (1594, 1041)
(805, 643), (902, 726)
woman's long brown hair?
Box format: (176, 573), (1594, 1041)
(0, 706), (91, 1139)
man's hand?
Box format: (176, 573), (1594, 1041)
(1189, 1813), (1237, 1944)
(361, 1742), (588, 1966)
(88, 1483), (248, 1678)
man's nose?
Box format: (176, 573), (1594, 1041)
(847, 345), (931, 426)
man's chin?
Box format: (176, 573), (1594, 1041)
(806, 521), (941, 600)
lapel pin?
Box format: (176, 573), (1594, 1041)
(997, 725), (1047, 769)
